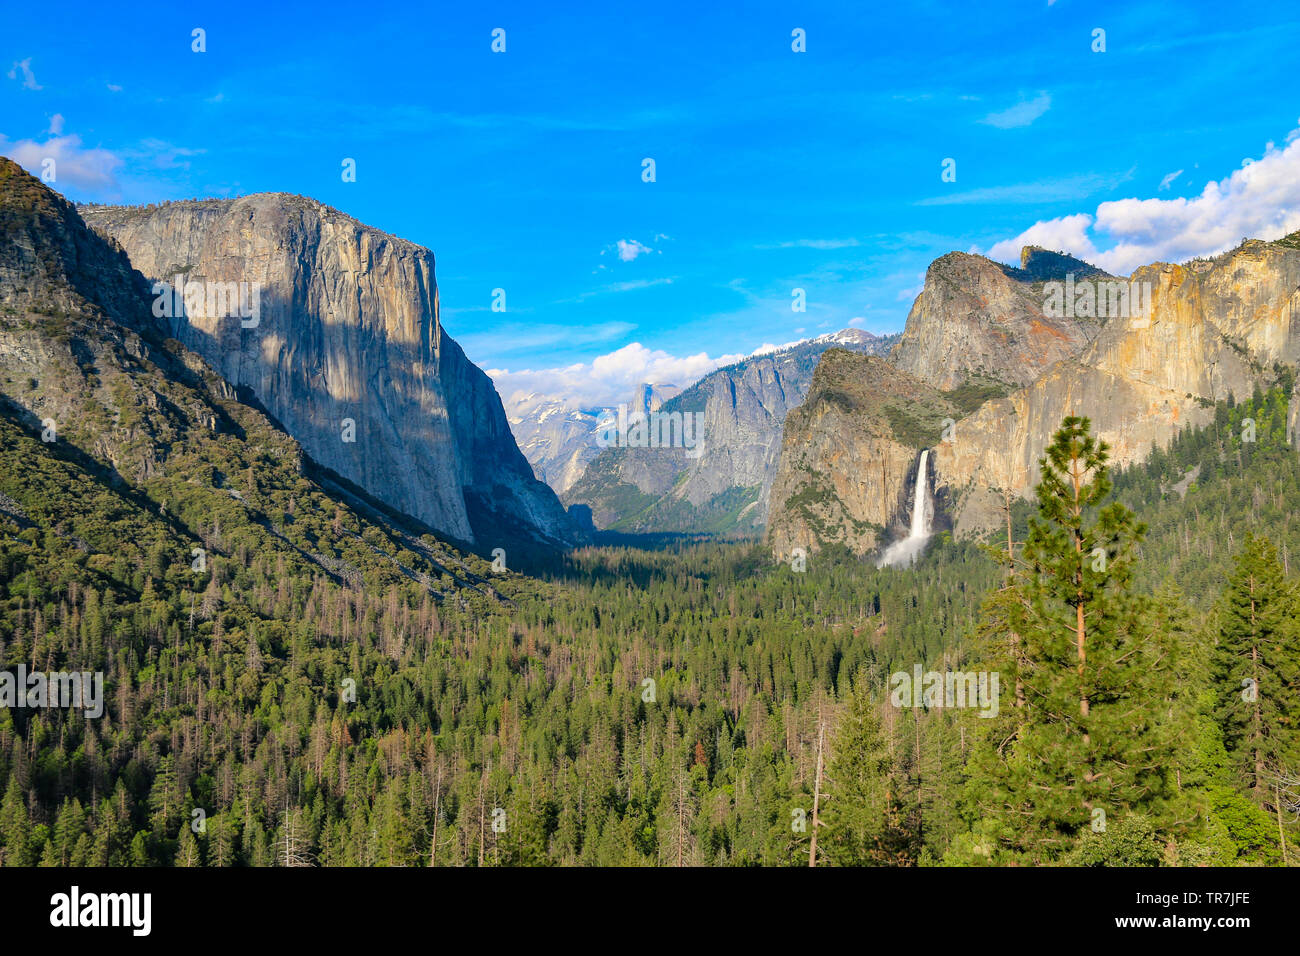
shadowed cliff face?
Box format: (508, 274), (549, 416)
(0, 156), (185, 488)
(768, 238), (1300, 559)
(80, 195), (580, 549)
(562, 330), (897, 534)
(0, 156), (500, 601)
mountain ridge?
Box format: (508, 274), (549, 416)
(563, 328), (898, 533)
(768, 235), (1300, 560)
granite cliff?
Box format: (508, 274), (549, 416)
(935, 238), (1300, 533)
(766, 350), (956, 560)
(768, 236), (1300, 559)
(889, 247), (1106, 391)
(79, 194), (580, 549)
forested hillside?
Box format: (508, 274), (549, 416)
(3, 375), (1297, 865)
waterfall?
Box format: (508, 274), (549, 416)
(876, 448), (932, 568)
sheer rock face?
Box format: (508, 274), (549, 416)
(615, 355), (803, 503)
(80, 195), (579, 547)
(683, 355), (803, 513)
(934, 242), (1300, 533)
(561, 354), (804, 532)
(766, 352), (955, 560)
(768, 239), (1300, 558)
(889, 250), (1105, 391)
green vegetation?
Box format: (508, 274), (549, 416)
(882, 401), (951, 449)
(1270, 230), (1300, 251)
(963, 418), (1180, 863)
(2, 376), (1299, 866)
(942, 376), (1009, 416)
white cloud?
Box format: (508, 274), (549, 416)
(979, 92), (1051, 129)
(601, 235), (670, 265)
(986, 129), (1300, 274)
(7, 58), (41, 90)
(757, 238), (861, 250)
(106, 83), (123, 93)
(134, 138), (205, 170)
(1158, 168), (1183, 191)
(918, 171), (1131, 206)
(489, 342), (746, 410)
(0, 133), (123, 193)
(47, 114), (64, 135)
(615, 238), (653, 262)
(987, 213), (1095, 263)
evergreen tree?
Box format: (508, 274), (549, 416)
(1212, 534), (1300, 809)
(971, 417), (1177, 862)
(822, 672), (916, 865)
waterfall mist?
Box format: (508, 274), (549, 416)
(876, 448), (932, 569)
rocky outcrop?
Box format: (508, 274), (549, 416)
(766, 351), (956, 559)
(80, 194), (580, 548)
(564, 329), (897, 533)
(768, 238), (1300, 558)
(0, 157), (496, 600)
(934, 241), (1300, 533)
(889, 249), (1105, 391)
(0, 157), (173, 486)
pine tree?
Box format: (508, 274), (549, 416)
(1212, 534), (1300, 808)
(822, 672), (916, 865)
(174, 826), (202, 867)
(0, 776), (34, 866)
(971, 417), (1177, 862)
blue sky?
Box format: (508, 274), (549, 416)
(5, 0), (1300, 407)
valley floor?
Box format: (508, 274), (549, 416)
(2, 386), (1298, 866)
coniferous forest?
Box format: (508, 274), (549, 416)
(2, 381), (1297, 867)
(8, 13), (1300, 950)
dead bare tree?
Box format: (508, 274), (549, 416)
(277, 803), (316, 867)
(809, 717), (827, 867)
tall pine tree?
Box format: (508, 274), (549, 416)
(969, 417), (1178, 862)
(1212, 534), (1300, 808)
